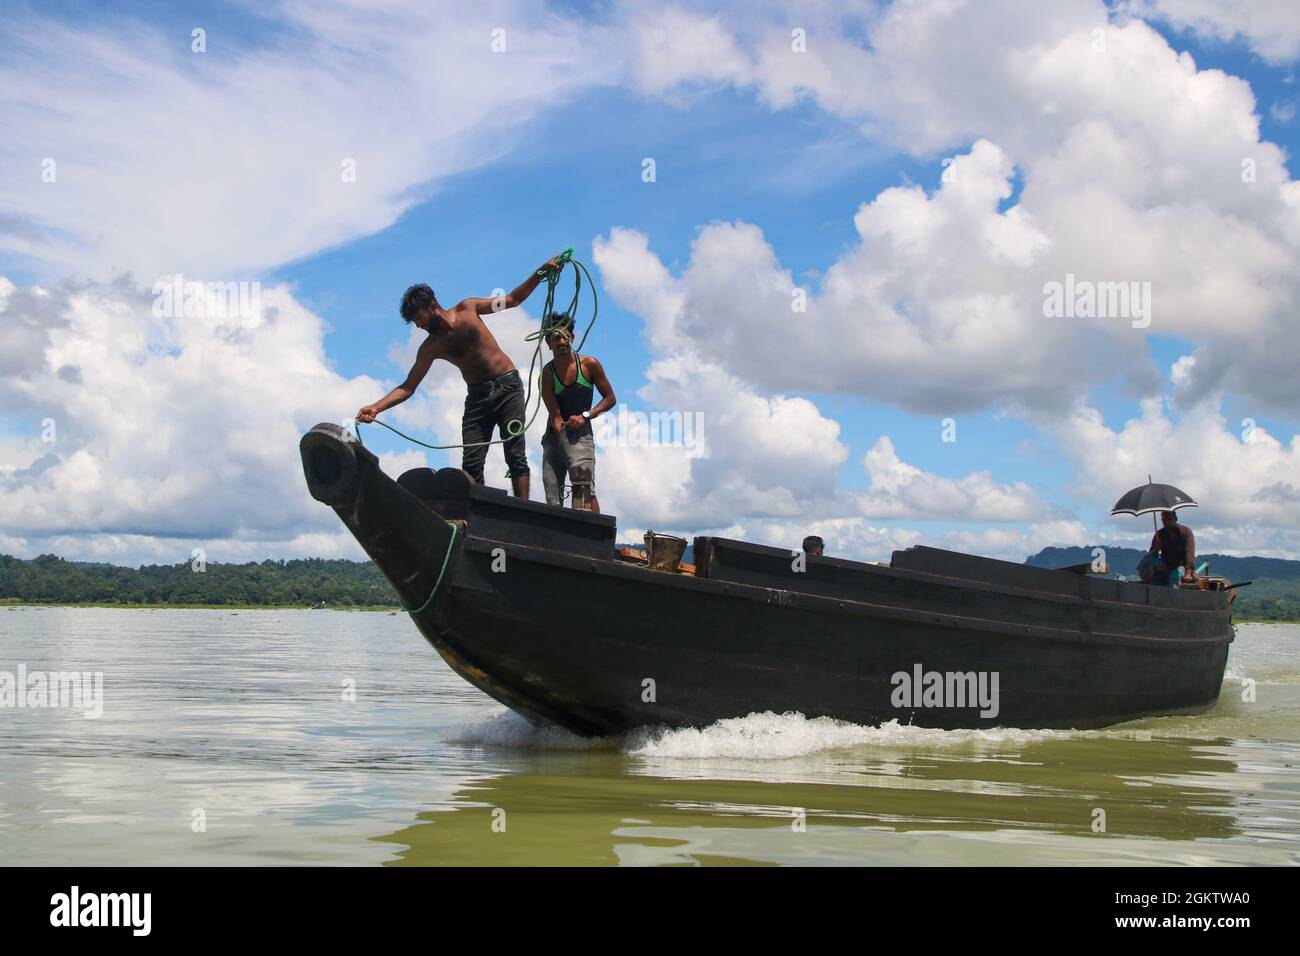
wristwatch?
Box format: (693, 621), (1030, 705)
(581, 410), (590, 421)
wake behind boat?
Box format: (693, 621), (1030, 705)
(300, 422), (1235, 735)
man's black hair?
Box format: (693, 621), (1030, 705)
(544, 311), (575, 336)
(400, 284), (436, 323)
(802, 535), (824, 552)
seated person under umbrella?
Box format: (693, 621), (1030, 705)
(1149, 510), (1197, 587)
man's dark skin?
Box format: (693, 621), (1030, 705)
(356, 256), (562, 498)
(1151, 510), (1197, 580)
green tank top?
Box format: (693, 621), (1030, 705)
(551, 355), (591, 392)
(549, 354), (594, 419)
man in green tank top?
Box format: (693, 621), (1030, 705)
(540, 313), (616, 512)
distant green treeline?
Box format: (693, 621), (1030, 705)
(1027, 546), (1300, 622)
(3, 548), (1299, 619)
(0, 554), (400, 608)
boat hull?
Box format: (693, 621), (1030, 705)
(418, 538), (1230, 735)
(300, 423), (1234, 736)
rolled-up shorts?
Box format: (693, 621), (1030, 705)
(542, 424), (595, 506)
(461, 369), (529, 484)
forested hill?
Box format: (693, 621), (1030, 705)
(1027, 546), (1300, 582)
(1026, 547), (1300, 621)
(0, 554), (400, 608)
(0, 544), (685, 608)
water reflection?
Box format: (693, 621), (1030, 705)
(3, 609), (1296, 866)
(378, 731), (1258, 866)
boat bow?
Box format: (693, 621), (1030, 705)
(299, 422), (458, 612)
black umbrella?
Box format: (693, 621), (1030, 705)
(1111, 476), (1198, 530)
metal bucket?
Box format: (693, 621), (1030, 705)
(645, 531), (687, 572)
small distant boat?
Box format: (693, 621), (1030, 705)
(300, 423), (1235, 735)
(310, 601), (327, 610)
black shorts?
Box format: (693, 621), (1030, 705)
(461, 369), (529, 483)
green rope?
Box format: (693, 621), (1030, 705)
(361, 249), (598, 454)
(402, 523), (458, 615)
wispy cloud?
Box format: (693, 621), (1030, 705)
(0, 1), (619, 281)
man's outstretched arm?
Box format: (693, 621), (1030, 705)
(356, 342), (435, 422)
(468, 256), (563, 315)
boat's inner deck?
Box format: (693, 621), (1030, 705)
(398, 465), (1230, 636)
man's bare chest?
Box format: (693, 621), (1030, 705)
(434, 317), (481, 361)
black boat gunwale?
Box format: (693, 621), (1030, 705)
(698, 536), (1227, 618)
(453, 535), (1231, 651)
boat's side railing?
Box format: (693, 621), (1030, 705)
(691, 536), (1232, 641)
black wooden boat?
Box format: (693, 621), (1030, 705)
(300, 423), (1234, 735)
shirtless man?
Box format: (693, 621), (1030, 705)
(355, 255), (563, 498)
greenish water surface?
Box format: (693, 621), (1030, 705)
(1, 607), (1296, 865)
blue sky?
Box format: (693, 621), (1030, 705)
(277, 15), (1300, 542)
(2, 0), (1299, 565)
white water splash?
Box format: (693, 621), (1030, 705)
(447, 702), (1259, 759)
(446, 708), (618, 750)
(449, 708), (1093, 758)
(623, 711), (1075, 760)
(1224, 662), (1300, 687)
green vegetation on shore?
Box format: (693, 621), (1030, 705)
(0, 554), (401, 609)
(3, 548), (1299, 620)
(1, 601), (397, 611)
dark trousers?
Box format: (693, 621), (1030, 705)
(461, 369), (529, 483)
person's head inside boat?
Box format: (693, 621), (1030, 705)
(802, 535), (824, 557)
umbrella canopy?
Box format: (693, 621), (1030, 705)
(1111, 480), (1198, 517)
